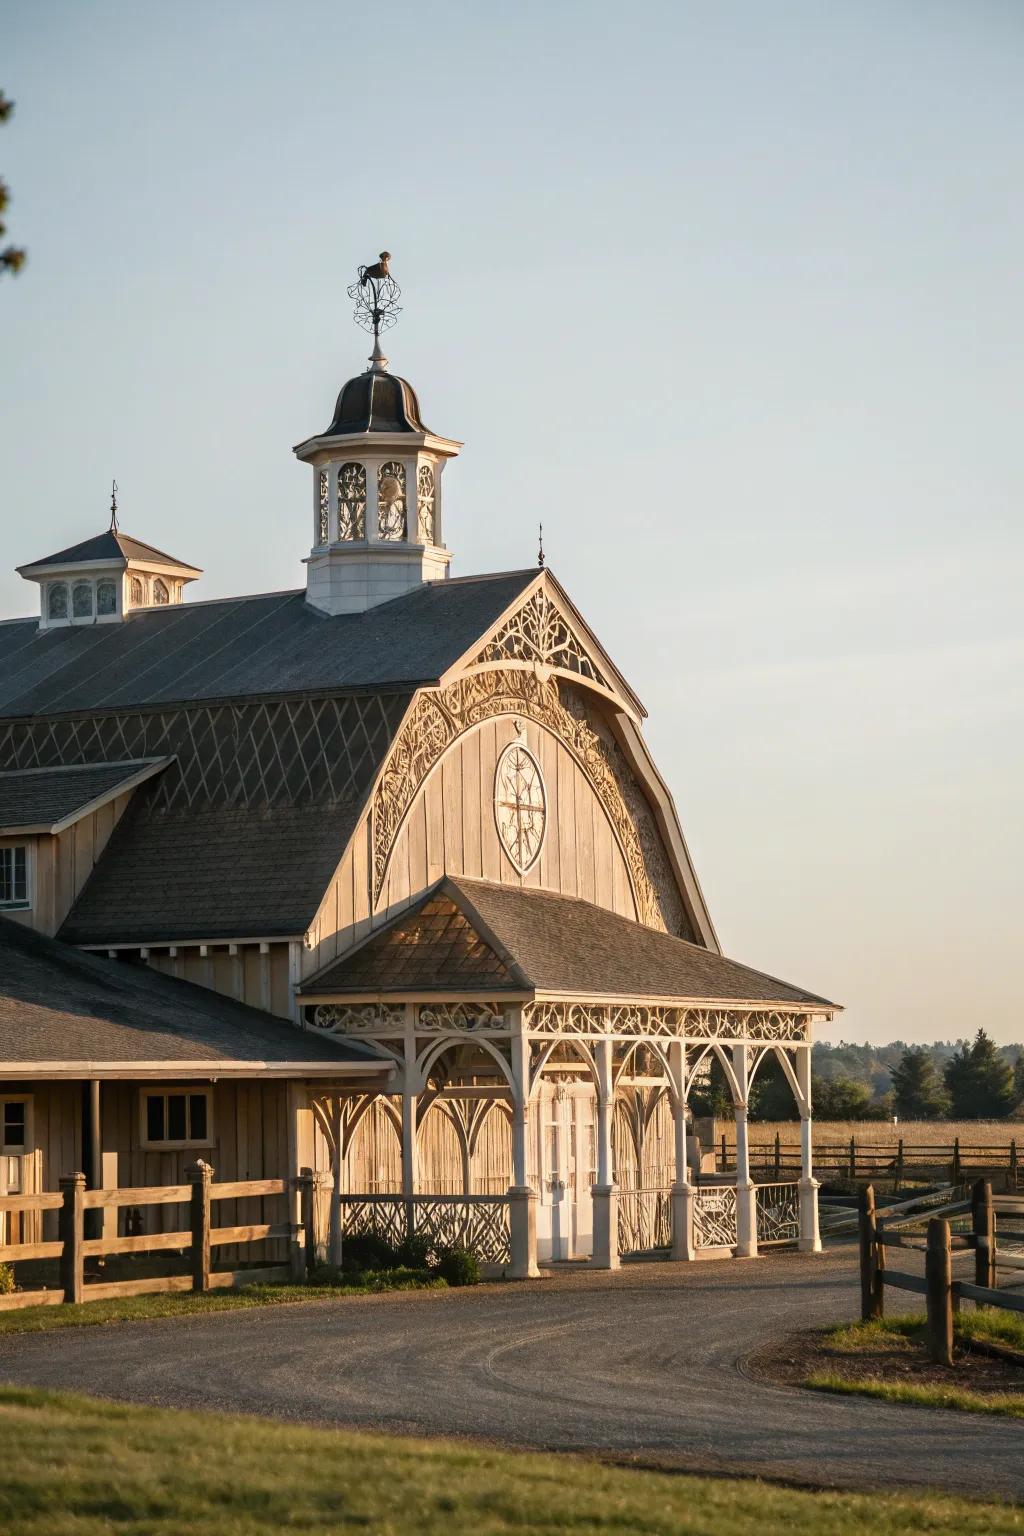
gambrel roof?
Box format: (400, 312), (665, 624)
(299, 877), (835, 1009)
(0, 570), (539, 718)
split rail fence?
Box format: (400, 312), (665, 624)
(717, 1134), (1020, 1183)
(0, 1162), (318, 1312)
(858, 1179), (1024, 1366)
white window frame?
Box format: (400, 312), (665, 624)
(0, 842), (31, 911)
(138, 1086), (215, 1151)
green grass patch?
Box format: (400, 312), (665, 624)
(807, 1371), (1024, 1421)
(955, 1308), (1024, 1353)
(823, 1311), (1024, 1356)
(0, 1387), (1022, 1535)
(0, 1269), (446, 1335)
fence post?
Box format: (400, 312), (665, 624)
(952, 1137), (961, 1184)
(971, 1178), (995, 1293)
(188, 1160), (213, 1293)
(294, 1171), (315, 1280)
(58, 1172), (86, 1305)
(720, 1133), (726, 1172)
(925, 1217), (954, 1366)
(896, 1138), (904, 1190)
(1011, 1139), (1018, 1182)
(849, 1136), (856, 1179)
(858, 1183), (883, 1321)
(774, 1133), (781, 1179)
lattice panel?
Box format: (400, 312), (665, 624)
(413, 1197), (511, 1265)
(0, 693), (407, 811)
(341, 1197), (407, 1249)
(693, 1186), (737, 1249)
(755, 1183), (800, 1244)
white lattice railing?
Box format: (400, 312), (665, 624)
(692, 1186), (737, 1249)
(340, 1195), (512, 1266)
(617, 1187), (672, 1254)
(755, 1182), (800, 1245)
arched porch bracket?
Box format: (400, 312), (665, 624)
(529, 1035), (599, 1098)
(415, 1032), (516, 1095)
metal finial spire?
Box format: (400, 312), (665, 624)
(109, 479), (119, 533)
(538, 523), (545, 569)
(347, 250), (402, 372)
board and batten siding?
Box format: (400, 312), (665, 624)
(0, 790), (133, 938)
(305, 715), (638, 978)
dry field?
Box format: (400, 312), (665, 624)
(733, 1121), (1021, 1148)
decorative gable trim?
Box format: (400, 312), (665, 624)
(442, 572), (645, 723)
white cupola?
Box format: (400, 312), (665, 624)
(294, 252), (462, 616)
(16, 491), (201, 630)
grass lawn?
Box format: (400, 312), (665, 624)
(1, 1387), (1023, 1535)
(803, 1312), (1024, 1420)
(0, 1270), (445, 1335)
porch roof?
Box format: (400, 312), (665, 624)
(0, 917), (392, 1079)
(298, 878), (838, 1010)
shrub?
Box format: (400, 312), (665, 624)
(432, 1245), (480, 1287)
(0, 1262), (13, 1296)
(339, 1233), (401, 1274)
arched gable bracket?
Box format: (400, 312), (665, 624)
(370, 677), (663, 925)
(747, 1043), (808, 1117)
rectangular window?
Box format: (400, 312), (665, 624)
(0, 846), (28, 908)
(1, 1100), (27, 1150)
(140, 1088), (214, 1149)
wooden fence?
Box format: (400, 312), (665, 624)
(858, 1179), (1024, 1365)
(718, 1134), (1020, 1183)
(0, 1161), (317, 1312)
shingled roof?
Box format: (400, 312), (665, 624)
(17, 528), (199, 573)
(0, 916), (392, 1077)
(0, 570), (537, 718)
(0, 759), (170, 834)
(300, 877), (837, 1009)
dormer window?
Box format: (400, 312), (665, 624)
(72, 581), (94, 618)
(338, 463), (366, 540)
(47, 583), (68, 620)
(0, 845), (28, 909)
(152, 578), (170, 605)
(378, 461), (406, 540)
(97, 579), (118, 616)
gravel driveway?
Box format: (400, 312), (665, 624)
(1, 1245), (1020, 1496)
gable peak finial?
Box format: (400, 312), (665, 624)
(109, 479), (119, 533)
(347, 248), (401, 372)
(537, 522), (545, 569)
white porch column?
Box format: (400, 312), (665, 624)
(402, 1013), (418, 1243)
(328, 1098), (344, 1267)
(668, 1041), (695, 1261)
(590, 1032), (620, 1270)
(507, 1014), (538, 1278)
(732, 1044), (758, 1259)
(797, 1041), (821, 1253)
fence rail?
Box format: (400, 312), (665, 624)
(858, 1179), (1024, 1364)
(0, 1163), (316, 1312)
(717, 1134), (1020, 1183)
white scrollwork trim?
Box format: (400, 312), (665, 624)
(312, 1004), (406, 1035)
(418, 1002), (508, 1032)
(474, 588), (610, 690)
(523, 1001), (809, 1043)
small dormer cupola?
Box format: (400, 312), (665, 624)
(293, 252), (461, 616)
(16, 483), (202, 630)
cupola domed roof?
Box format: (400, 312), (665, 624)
(325, 368), (430, 437)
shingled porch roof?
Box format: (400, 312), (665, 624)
(298, 877), (837, 1010)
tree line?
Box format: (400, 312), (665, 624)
(689, 1030), (1024, 1122)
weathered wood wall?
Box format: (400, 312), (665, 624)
(0, 791), (132, 937)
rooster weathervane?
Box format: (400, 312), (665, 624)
(347, 250), (402, 366)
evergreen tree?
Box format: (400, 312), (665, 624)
(890, 1046), (949, 1119)
(1, 92), (27, 277)
(1014, 1053), (1024, 1111)
(944, 1029), (1017, 1118)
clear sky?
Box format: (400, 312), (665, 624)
(2, 1), (1022, 1044)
